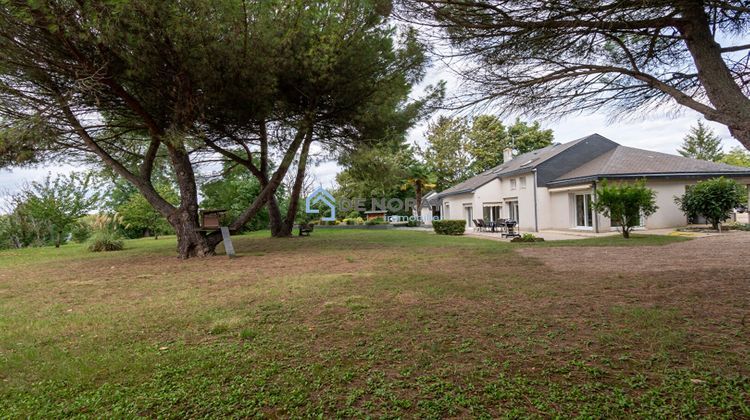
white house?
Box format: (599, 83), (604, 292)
(427, 134), (750, 232)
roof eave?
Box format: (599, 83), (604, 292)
(547, 171), (750, 187)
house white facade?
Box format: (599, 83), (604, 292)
(429, 134), (750, 233)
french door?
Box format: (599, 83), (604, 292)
(575, 194), (593, 228)
(508, 201), (519, 224)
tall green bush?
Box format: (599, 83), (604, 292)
(592, 179), (658, 238)
(433, 220), (466, 235)
(675, 177), (747, 231)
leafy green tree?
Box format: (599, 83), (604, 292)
(507, 119), (554, 155)
(118, 185), (179, 239)
(467, 116), (553, 174)
(466, 115), (507, 174)
(21, 172), (100, 247)
(0, 196), (50, 248)
(592, 180), (658, 239)
(675, 177), (748, 231)
(200, 166), (272, 232)
(336, 141), (418, 216)
(719, 147), (750, 168)
(678, 121), (724, 162)
(421, 116), (471, 191)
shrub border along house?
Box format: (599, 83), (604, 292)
(433, 220), (466, 235)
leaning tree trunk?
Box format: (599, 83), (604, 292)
(678, 1), (750, 151)
(267, 196), (286, 237)
(277, 129), (314, 237)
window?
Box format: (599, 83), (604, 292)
(483, 204), (502, 221)
(508, 201), (519, 223)
(464, 206), (473, 227)
(510, 178), (517, 190)
(575, 193), (594, 228)
(520, 176), (527, 189)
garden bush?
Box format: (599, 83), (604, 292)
(675, 177), (747, 230)
(510, 233), (545, 243)
(433, 220), (465, 235)
(71, 221), (93, 243)
(365, 217), (386, 225)
(87, 230), (124, 252)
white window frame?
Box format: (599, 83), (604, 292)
(510, 178), (517, 190)
(507, 200), (519, 224)
(463, 204), (473, 227)
(520, 176), (527, 189)
(574, 193), (594, 229)
(482, 203), (503, 222)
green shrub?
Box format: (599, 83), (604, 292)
(71, 221), (93, 243)
(346, 210), (361, 219)
(511, 233), (545, 243)
(727, 222), (750, 231)
(365, 217), (386, 225)
(593, 179), (657, 238)
(675, 177), (747, 230)
(87, 230), (125, 252)
(407, 219), (420, 227)
(433, 220), (466, 235)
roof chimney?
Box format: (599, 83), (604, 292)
(503, 147), (513, 162)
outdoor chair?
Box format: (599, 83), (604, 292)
(474, 219), (484, 232)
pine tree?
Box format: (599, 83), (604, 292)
(678, 121), (724, 162)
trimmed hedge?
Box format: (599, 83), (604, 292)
(433, 220), (466, 235)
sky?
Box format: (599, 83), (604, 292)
(0, 65), (745, 202)
(305, 62), (745, 189)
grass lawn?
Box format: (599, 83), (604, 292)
(1, 230), (747, 417)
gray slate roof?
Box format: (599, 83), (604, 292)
(553, 145), (750, 184)
(436, 133), (750, 196)
(437, 135), (591, 197)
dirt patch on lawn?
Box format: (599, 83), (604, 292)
(516, 231), (750, 274)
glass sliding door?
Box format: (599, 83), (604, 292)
(464, 206), (473, 227)
(482, 204), (502, 222)
(508, 201), (519, 224)
(575, 194), (593, 228)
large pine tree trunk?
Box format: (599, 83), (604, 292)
(170, 208), (213, 258)
(276, 129), (314, 237)
(167, 144), (220, 258)
(267, 196), (286, 237)
(679, 1), (750, 150)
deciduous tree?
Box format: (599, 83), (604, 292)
(421, 116), (471, 190)
(592, 179), (658, 239)
(675, 177), (747, 230)
(720, 147), (750, 167)
(21, 172), (100, 247)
